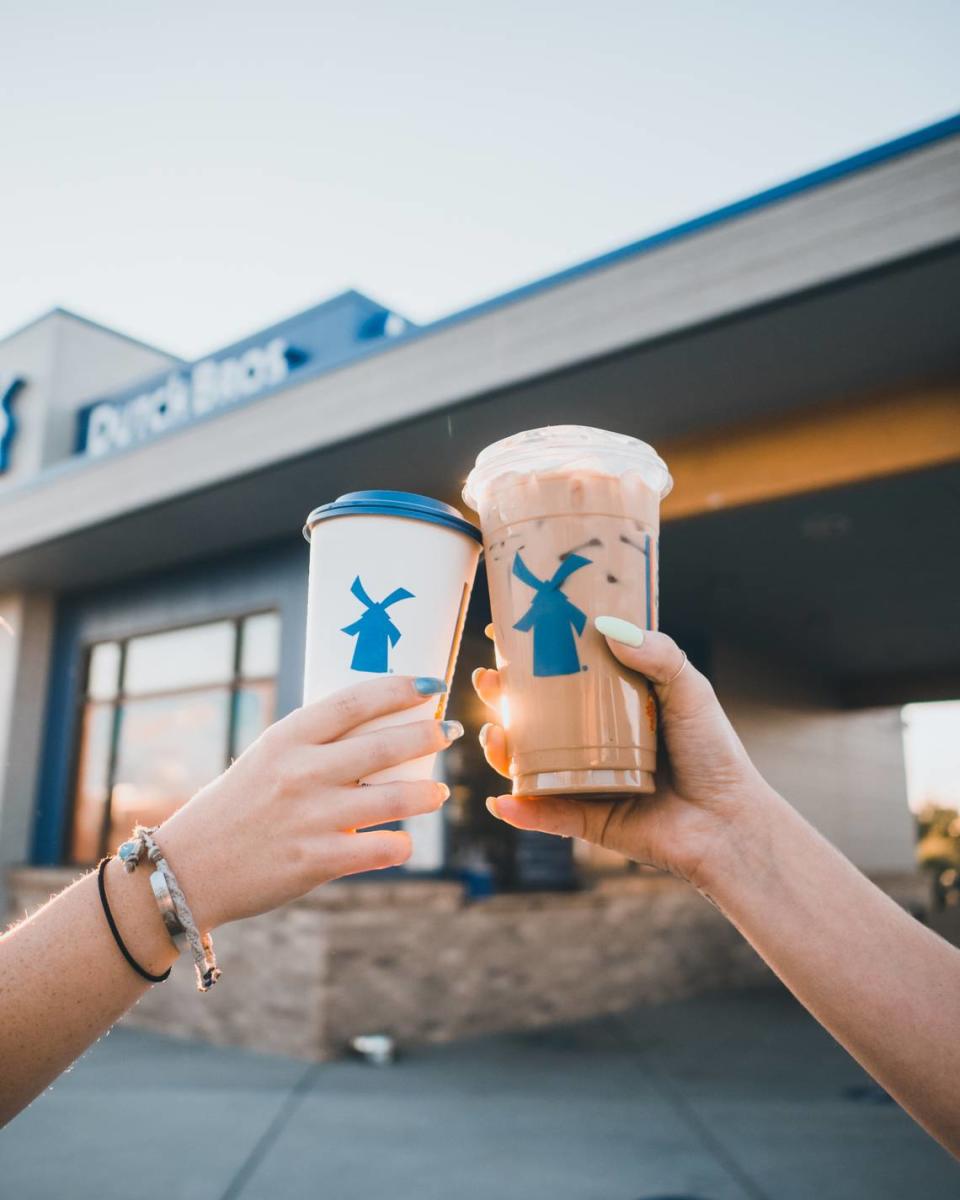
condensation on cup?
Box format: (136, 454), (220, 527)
(463, 426), (672, 799)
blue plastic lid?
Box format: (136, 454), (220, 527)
(304, 490), (482, 543)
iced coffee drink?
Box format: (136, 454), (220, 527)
(463, 427), (672, 797)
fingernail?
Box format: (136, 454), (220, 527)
(595, 615), (645, 647)
(484, 623), (496, 641)
(471, 667), (484, 689)
(436, 782), (451, 801)
(414, 676), (448, 696)
(441, 720), (464, 742)
(485, 797), (500, 817)
(478, 722), (492, 749)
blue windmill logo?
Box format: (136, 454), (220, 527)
(0, 375), (24, 475)
(512, 551), (592, 677)
(341, 576), (415, 673)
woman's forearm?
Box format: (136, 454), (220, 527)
(700, 787), (960, 1156)
(0, 859), (177, 1125)
(0, 676), (458, 1126)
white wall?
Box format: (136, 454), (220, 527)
(714, 641), (915, 873)
(0, 310), (177, 487)
(0, 593), (55, 918)
(0, 318), (58, 488)
(39, 313), (178, 467)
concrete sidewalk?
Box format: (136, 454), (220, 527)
(1, 987), (955, 1199)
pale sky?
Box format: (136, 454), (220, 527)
(4, 0), (959, 359)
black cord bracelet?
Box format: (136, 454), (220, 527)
(97, 857), (172, 984)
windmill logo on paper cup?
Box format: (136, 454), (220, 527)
(512, 551), (592, 677)
(341, 575), (415, 673)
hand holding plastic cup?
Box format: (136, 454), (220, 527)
(463, 426), (672, 798)
(303, 491), (481, 783)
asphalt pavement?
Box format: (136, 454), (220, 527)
(2, 986), (956, 1199)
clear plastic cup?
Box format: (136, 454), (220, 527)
(464, 426), (672, 797)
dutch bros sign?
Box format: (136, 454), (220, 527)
(83, 338), (292, 458)
(76, 291), (409, 460)
(0, 374), (23, 473)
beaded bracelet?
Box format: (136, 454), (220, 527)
(118, 826), (221, 992)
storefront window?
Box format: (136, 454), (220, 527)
(68, 612), (280, 864)
(123, 621), (236, 695)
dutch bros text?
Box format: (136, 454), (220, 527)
(84, 338), (291, 458)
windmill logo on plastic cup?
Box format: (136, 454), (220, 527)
(512, 551), (591, 677)
(341, 575), (415, 673)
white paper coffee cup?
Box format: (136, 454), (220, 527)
(302, 491), (481, 786)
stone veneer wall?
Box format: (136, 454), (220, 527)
(6, 869), (926, 1062)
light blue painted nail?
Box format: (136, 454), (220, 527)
(594, 615), (645, 647)
(441, 720), (465, 741)
(414, 676), (448, 696)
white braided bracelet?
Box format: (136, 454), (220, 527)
(118, 826), (221, 992)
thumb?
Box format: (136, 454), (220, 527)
(486, 794), (587, 840)
(593, 618), (716, 715)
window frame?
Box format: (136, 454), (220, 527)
(67, 610), (279, 864)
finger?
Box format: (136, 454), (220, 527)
(484, 623), (495, 641)
(311, 830), (413, 881)
(323, 780), (450, 832)
(325, 719), (464, 782)
(487, 792), (649, 858)
(278, 675), (447, 746)
(471, 666), (502, 712)
(479, 723), (511, 778)
(593, 620), (716, 714)
(485, 793), (593, 840)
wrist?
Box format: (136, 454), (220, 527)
(152, 816), (223, 932)
(690, 781), (786, 901)
(103, 856), (179, 976)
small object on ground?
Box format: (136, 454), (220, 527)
(350, 1034), (396, 1065)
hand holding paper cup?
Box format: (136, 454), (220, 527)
(303, 491), (481, 784)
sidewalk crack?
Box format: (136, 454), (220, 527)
(218, 1062), (322, 1200)
(613, 1015), (771, 1200)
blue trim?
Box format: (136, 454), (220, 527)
(304, 490), (481, 544)
(417, 113), (960, 340)
(32, 603), (82, 864)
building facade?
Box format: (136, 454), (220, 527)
(2, 116), (958, 1056)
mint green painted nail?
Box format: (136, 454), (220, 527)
(441, 720), (465, 741)
(414, 677), (447, 696)
(595, 615), (645, 647)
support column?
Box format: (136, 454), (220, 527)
(0, 592), (55, 919)
(713, 640), (916, 873)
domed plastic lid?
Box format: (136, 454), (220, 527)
(462, 425), (672, 509)
(304, 490), (481, 543)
